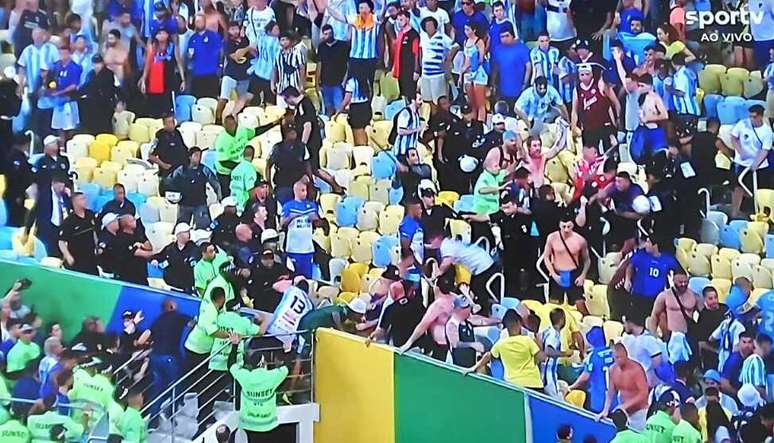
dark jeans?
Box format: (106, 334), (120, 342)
(148, 354), (182, 417)
(177, 204), (211, 230)
(37, 220), (61, 257)
(244, 424), (296, 443)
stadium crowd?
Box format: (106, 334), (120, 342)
(2, 0), (774, 441)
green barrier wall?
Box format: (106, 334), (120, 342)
(394, 354), (527, 443)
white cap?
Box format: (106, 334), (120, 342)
(101, 213), (119, 229)
(222, 196), (237, 207)
(492, 114), (506, 125)
(418, 178), (437, 195)
(261, 228), (279, 244)
(43, 135), (59, 147)
(347, 298), (368, 314)
(174, 222), (191, 235)
(738, 383), (765, 408)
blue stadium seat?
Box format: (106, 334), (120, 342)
(32, 238), (47, 261)
(0, 199), (6, 227)
(372, 235), (399, 267)
(0, 227), (16, 250)
(688, 276), (711, 295)
(717, 98), (742, 125)
(454, 195), (476, 213)
(175, 95), (197, 122)
(95, 194), (114, 213)
(127, 192), (147, 209)
(389, 186), (403, 205)
(148, 262), (164, 278)
(372, 151), (397, 180)
(202, 150), (217, 171)
(720, 220), (747, 249)
(79, 182), (102, 211)
(384, 99), (406, 121)
(0, 250), (18, 260)
(336, 196), (365, 227)
(766, 234), (774, 258)
(702, 94), (723, 119)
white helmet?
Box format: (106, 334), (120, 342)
(459, 155), (479, 173)
(632, 195), (651, 215)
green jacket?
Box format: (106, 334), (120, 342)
(215, 127), (255, 175)
(230, 159), (259, 211)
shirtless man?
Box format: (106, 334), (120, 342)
(103, 29), (130, 84)
(544, 214), (591, 314)
(521, 122), (568, 187)
(649, 271), (697, 364)
(598, 343), (649, 432)
(397, 274), (458, 360)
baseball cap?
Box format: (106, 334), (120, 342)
(174, 222), (191, 236)
(657, 389), (680, 408)
(101, 213), (119, 229)
(91, 54), (104, 63)
(261, 228), (279, 244)
(418, 178), (437, 196)
(703, 369), (721, 384)
(574, 39), (590, 50)
(261, 249), (274, 259)
(19, 324), (34, 333)
(381, 265), (400, 281)
(738, 383), (765, 408)
(460, 103), (473, 114)
(222, 196), (238, 207)
(43, 135), (59, 146)
(492, 114), (506, 125)
(122, 310), (134, 318)
(347, 298), (368, 314)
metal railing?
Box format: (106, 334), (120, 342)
(139, 330), (314, 442)
(0, 397), (109, 442)
(739, 167), (760, 212)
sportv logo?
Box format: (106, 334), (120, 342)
(685, 10), (764, 28)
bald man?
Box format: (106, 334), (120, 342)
(281, 181), (324, 278)
(598, 343), (649, 432)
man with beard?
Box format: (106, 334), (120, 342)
(571, 63), (619, 156)
(78, 55), (117, 134)
(103, 29), (131, 85)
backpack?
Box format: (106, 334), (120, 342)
(387, 106), (414, 145)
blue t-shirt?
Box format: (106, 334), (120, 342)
(611, 183), (644, 212)
(149, 17), (179, 38)
(52, 60), (83, 92)
(399, 216), (424, 261)
(0, 339), (13, 360)
(488, 19), (513, 53)
(671, 380), (696, 403)
(629, 249), (680, 298)
(603, 55), (635, 87)
(583, 346), (616, 413)
(619, 7), (644, 34)
(492, 41), (530, 99)
(450, 10), (489, 46)
(721, 351), (745, 390)
(756, 290), (774, 340)
(187, 30), (223, 76)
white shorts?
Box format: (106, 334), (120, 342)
(51, 101), (80, 130)
(667, 331), (692, 364)
(219, 76), (250, 100)
(543, 376), (563, 400)
(420, 74), (448, 103)
(627, 408), (648, 432)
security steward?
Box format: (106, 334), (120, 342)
(34, 135), (71, 191)
(149, 113), (189, 188)
(2, 134), (34, 227)
(97, 212), (122, 276)
(152, 222), (201, 293)
(58, 191), (98, 275)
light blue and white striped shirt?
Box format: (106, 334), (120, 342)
(17, 42), (59, 93)
(421, 32), (451, 77)
(541, 327), (561, 388)
(530, 46), (560, 86)
(347, 14), (381, 60)
(393, 106), (420, 156)
(345, 77), (369, 104)
(250, 35), (280, 81)
(556, 56), (576, 104)
(515, 85), (564, 120)
(740, 353), (767, 388)
(672, 66), (699, 116)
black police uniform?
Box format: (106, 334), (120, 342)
(153, 128), (189, 182)
(113, 230), (150, 285)
(445, 119), (484, 194)
(58, 209), (98, 275)
(153, 240), (201, 293)
(210, 212), (241, 251)
(33, 154), (71, 190)
(97, 230), (120, 275)
(247, 260), (290, 312)
(2, 149), (33, 227)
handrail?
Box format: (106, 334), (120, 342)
(739, 167), (758, 207)
(697, 188), (710, 218)
(0, 397), (105, 413)
(485, 271), (504, 303)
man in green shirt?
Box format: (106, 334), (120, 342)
(27, 396), (88, 442)
(6, 324), (41, 374)
(70, 357), (115, 428)
(0, 416), (30, 443)
(230, 145), (259, 214)
(193, 243), (231, 296)
(215, 115), (256, 195)
(228, 336), (290, 439)
(644, 390), (678, 443)
(671, 403), (702, 443)
(297, 299), (367, 356)
(609, 409), (648, 443)
(472, 149), (508, 215)
(209, 299), (262, 372)
(115, 384), (147, 443)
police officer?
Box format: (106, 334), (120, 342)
(34, 135), (71, 191)
(97, 212), (121, 276)
(113, 214), (155, 285)
(479, 113), (507, 153)
(211, 196), (240, 250)
(149, 114), (188, 187)
(445, 103), (485, 194)
(168, 147), (222, 229)
(152, 222), (201, 293)
(58, 191), (98, 275)
(2, 134), (33, 227)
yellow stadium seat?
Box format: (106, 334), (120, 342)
(727, 67), (750, 82)
(326, 120), (347, 143)
(137, 176), (159, 197)
(676, 237), (697, 254)
(117, 140), (140, 156)
(363, 200), (385, 214)
(117, 170), (139, 193)
(352, 232), (379, 264)
(550, 183), (571, 204)
(687, 252), (711, 277)
(676, 247), (690, 271)
(356, 205), (379, 231)
(331, 231), (353, 259)
(327, 143), (352, 170)
(711, 255), (733, 280)
(694, 243), (718, 258)
(597, 257), (618, 285)
(581, 315), (604, 332)
(454, 264), (472, 285)
(110, 145), (134, 166)
(196, 97), (218, 112)
(545, 158), (570, 184)
(92, 168), (117, 188)
(761, 258), (774, 271)
(745, 76), (765, 99)
(751, 288), (768, 305)
(88, 140), (111, 164)
(100, 161), (122, 174)
(379, 74), (400, 103)
(588, 284), (610, 318)
(316, 286), (340, 305)
(698, 69), (722, 94)
(360, 272), (380, 293)
(378, 208), (402, 235)
(732, 259), (754, 281)
(711, 278), (733, 302)
(753, 265), (773, 289)
(704, 64), (728, 76)
(369, 179), (391, 205)
(313, 227), (331, 254)
(347, 262), (368, 278)
(565, 390), (586, 409)
(437, 191), (460, 208)
(335, 291), (358, 305)
(252, 158), (266, 178)
(721, 74), (745, 96)
(192, 104), (215, 125)
(718, 248), (742, 262)
(352, 145), (374, 172)
(739, 253), (762, 266)
(739, 228), (764, 254)
(13, 230), (36, 256)
(603, 320), (624, 342)
(128, 123), (150, 143)
(95, 133), (119, 148)
(179, 122), (202, 147)
(319, 193), (341, 221)
(348, 176), (372, 201)
(247, 137), (262, 158)
(368, 120), (392, 150)
(448, 219), (472, 244)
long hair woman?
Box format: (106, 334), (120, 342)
(459, 22), (488, 122)
(656, 23), (696, 63)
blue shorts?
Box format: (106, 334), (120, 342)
(288, 252), (314, 278)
